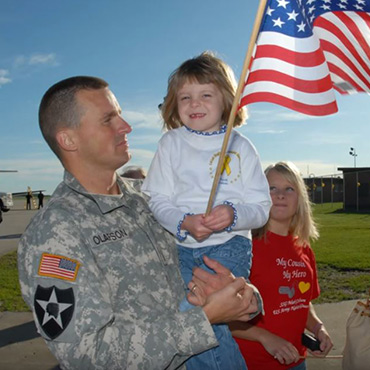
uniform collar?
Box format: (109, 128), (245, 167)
(63, 170), (135, 214)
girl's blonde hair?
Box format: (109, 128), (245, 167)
(161, 51), (247, 130)
(254, 161), (319, 246)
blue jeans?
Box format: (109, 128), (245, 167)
(289, 360), (306, 370)
(178, 235), (252, 370)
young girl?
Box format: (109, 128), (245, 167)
(231, 161), (333, 370)
(142, 51), (271, 369)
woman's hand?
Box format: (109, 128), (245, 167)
(260, 331), (300, 365)
(311, 325), (333, 357)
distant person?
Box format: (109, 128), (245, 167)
(37, 191), (44, 209)
(26, 192), (32, 210)
(120, 165), (146, 179)
(231, 161), (333, 369)
(18, 75), (261, 369)
(0, 197), (10, 222)
(0, 198), (3, 223)
(142, 51), (271, 370)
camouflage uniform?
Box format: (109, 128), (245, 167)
(18, 171), (217, 370)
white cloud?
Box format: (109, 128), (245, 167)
(124, 110), (162, 129)
(29, 140), (46, 145)
(0, 69), (11, 86)
(249, 107), (323, 124)
(260, 159), (342, 177)
(129, 133), (162, 146)
(125, 148), (156, 170)
(14, 56), (27, 67)
(13, 53), (58, 67)
(29, 53), (58, 66)
(257, 129), (286, 134)
(0, 158), (63, 194)
(0, 158), (62, 175)
(301, 132), (351, 146)
(274, 111), (314, 122)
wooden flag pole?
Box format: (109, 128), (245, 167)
(300, 355), (343, 359)
(205, 0), (269, 215)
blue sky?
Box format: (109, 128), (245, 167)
(1, 0), (369, 195)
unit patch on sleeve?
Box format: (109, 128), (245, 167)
(34, 285), (75, 340)
(38, 253), (80, 281)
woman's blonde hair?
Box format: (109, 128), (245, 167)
(161, 51), (247, 130)
(254, 161), (319, 246)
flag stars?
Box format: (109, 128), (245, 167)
(322, 0), (332, 3)
(266, 6), (275, 16)
(306, 0), (315, 5)
(272, 17), (285, 28)
(321, 4), (331, 9)
(287, 10), (299, 21)
(277, 0), (290, 9)
(297, 21), (306, 31)
(354, 3), (364, 9)
(357, 0), (366, 4)
(308, 5), (316, 13)
(338, 2), (347, 8)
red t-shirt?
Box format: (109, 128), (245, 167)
(235, 231), (320, 370)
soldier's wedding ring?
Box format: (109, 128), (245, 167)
(191, 285), (197, 293)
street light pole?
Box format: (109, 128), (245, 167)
(349, 147), (357, 167)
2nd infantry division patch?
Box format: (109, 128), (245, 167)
(34, 285), (75, 339)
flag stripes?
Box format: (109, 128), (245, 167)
(241, 32), (338, 116)
(240, 0), (370, 116)
(314, 11), (370, 94)
(38, 253), (79, 281)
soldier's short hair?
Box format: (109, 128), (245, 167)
(39, 76), (108, 160)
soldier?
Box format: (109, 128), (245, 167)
(37, 191), (45, 209)
(0, 198), (3, 223)
(26, 191), (32, 210)
(18, 76), (262, 369)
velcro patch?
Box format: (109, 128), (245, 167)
(38, 253), (80, 281)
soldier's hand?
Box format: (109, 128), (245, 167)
(202, 278), (258, 324)
(190, 256), (236, 296)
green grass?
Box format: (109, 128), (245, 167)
(311, 202), (370, 303)
(0, 251), (29, 311)
(1, 202), (369, 310)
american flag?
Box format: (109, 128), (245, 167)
(38, 253), (80, 281)
(240, 0), (370, 116)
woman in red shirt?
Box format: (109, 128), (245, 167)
(231, 161), (333, 369)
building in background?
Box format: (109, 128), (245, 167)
(337, 167), (370, 212)
(304, 175), (343, 204)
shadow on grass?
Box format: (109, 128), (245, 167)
(330, 208), (370, 215)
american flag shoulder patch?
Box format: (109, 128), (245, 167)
(38, 253), (80, 282)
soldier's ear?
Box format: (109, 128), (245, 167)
(56, 129), (78, 152)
